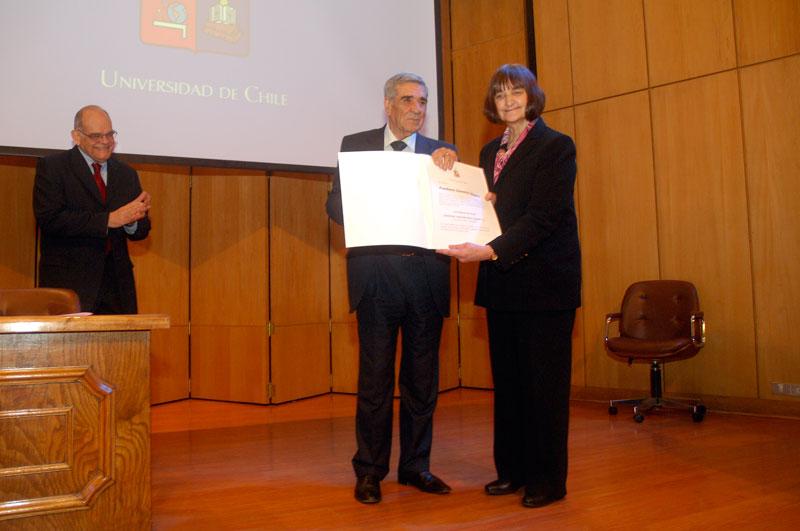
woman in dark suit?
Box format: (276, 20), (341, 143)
(438, 64), (580, 508)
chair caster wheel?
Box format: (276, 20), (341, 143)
(609, 406), (618, 415)
(692, 405), (706, 422)
(633, 413), (645, 423)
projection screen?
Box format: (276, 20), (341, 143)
(0, 0), (441, 171)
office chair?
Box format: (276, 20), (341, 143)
(604, 280), (706, 423)
(0, 288), (81, 316)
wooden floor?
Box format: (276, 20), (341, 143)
(151, 390), (800, 530)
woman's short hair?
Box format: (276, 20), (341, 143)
(483, 64), (546, 124)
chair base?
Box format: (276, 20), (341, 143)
(609, 396), (706, 423)
(607, 360), (706, 422)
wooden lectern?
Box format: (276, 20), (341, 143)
(0, 314), (169, 530)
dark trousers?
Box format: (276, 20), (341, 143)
(352, 255), (443, 479)
(93, 253), (125, 315)
(487, 308), (575, 493)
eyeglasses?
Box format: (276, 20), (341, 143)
(77, 129), (118, 141)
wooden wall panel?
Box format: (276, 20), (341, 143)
(439, 317), (459, 391)
(734, 0), (800, 66)
(574, 92), (660, 391)
(740, 55), (800, 400)
(330, 219), (358, 393)
(456, 259), (485, 389)
(270, 174), (330, 325)
(129, 164), (190, 404)
(129, 165), (190, 323)
(439, 0), (455, 144)
(651, 72), (757, 397)
(329, 221), (352, 322)
(440, 258), (459, 389)
(533, 0), (573, 110)
(453, 38), (525, 165)
(190, 168), (267, 326)
(270, 323), (330, 403)
(0, 157), (36, 289)
(541, 108), (576, 151)
(331, 321), (358, 393)
(568, 0), (648, 103)
(460, 317), (491, 388)
(269, 173), (330, 401)
(190, 325), (268, 403)
(149, 326), (189, 403)
(190, 168), (268, 401)
(457, 262), (484, 319)
(450, 0), (525, 52)
(644, 0), (736, 86)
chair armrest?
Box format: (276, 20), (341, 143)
(691, 311), (705, 347)
(604, 313), (622, 345)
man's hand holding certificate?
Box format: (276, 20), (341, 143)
(337, 151), (501, 249)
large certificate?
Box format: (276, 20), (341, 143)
(338, 151), (501, 249)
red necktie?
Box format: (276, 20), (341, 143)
(92, 162), (107, 202)
(92, 162), (112, 253)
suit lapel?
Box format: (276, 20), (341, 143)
(367, 127), (386, 151)
(415, 134), (430, 154)
(494, 118), (548, 185)
(106, 158), (119, 205)
(414, 134), (439, 156)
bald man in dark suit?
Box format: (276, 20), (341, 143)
(34, 105), (151, 314)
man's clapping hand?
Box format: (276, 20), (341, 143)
(108, 191), (151, 228)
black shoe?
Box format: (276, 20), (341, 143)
(354, 475), (381, 504)
(522, 485), (566, 508)
(484, 478), (522, 496)
(398, 471), (452, 494)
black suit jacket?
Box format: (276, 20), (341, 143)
(476, 118), (581, 311)
(326, 126), (454, 316)
(34, 146), (150, 313)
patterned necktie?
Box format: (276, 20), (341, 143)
(390, 140), (407, 151)
(92, 162), (107, 202)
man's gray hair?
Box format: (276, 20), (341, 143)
(384, 72), (427, 100)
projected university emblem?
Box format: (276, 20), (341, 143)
(140, 0), (249, 56)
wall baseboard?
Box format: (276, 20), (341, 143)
(571, 386), (800, 419)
